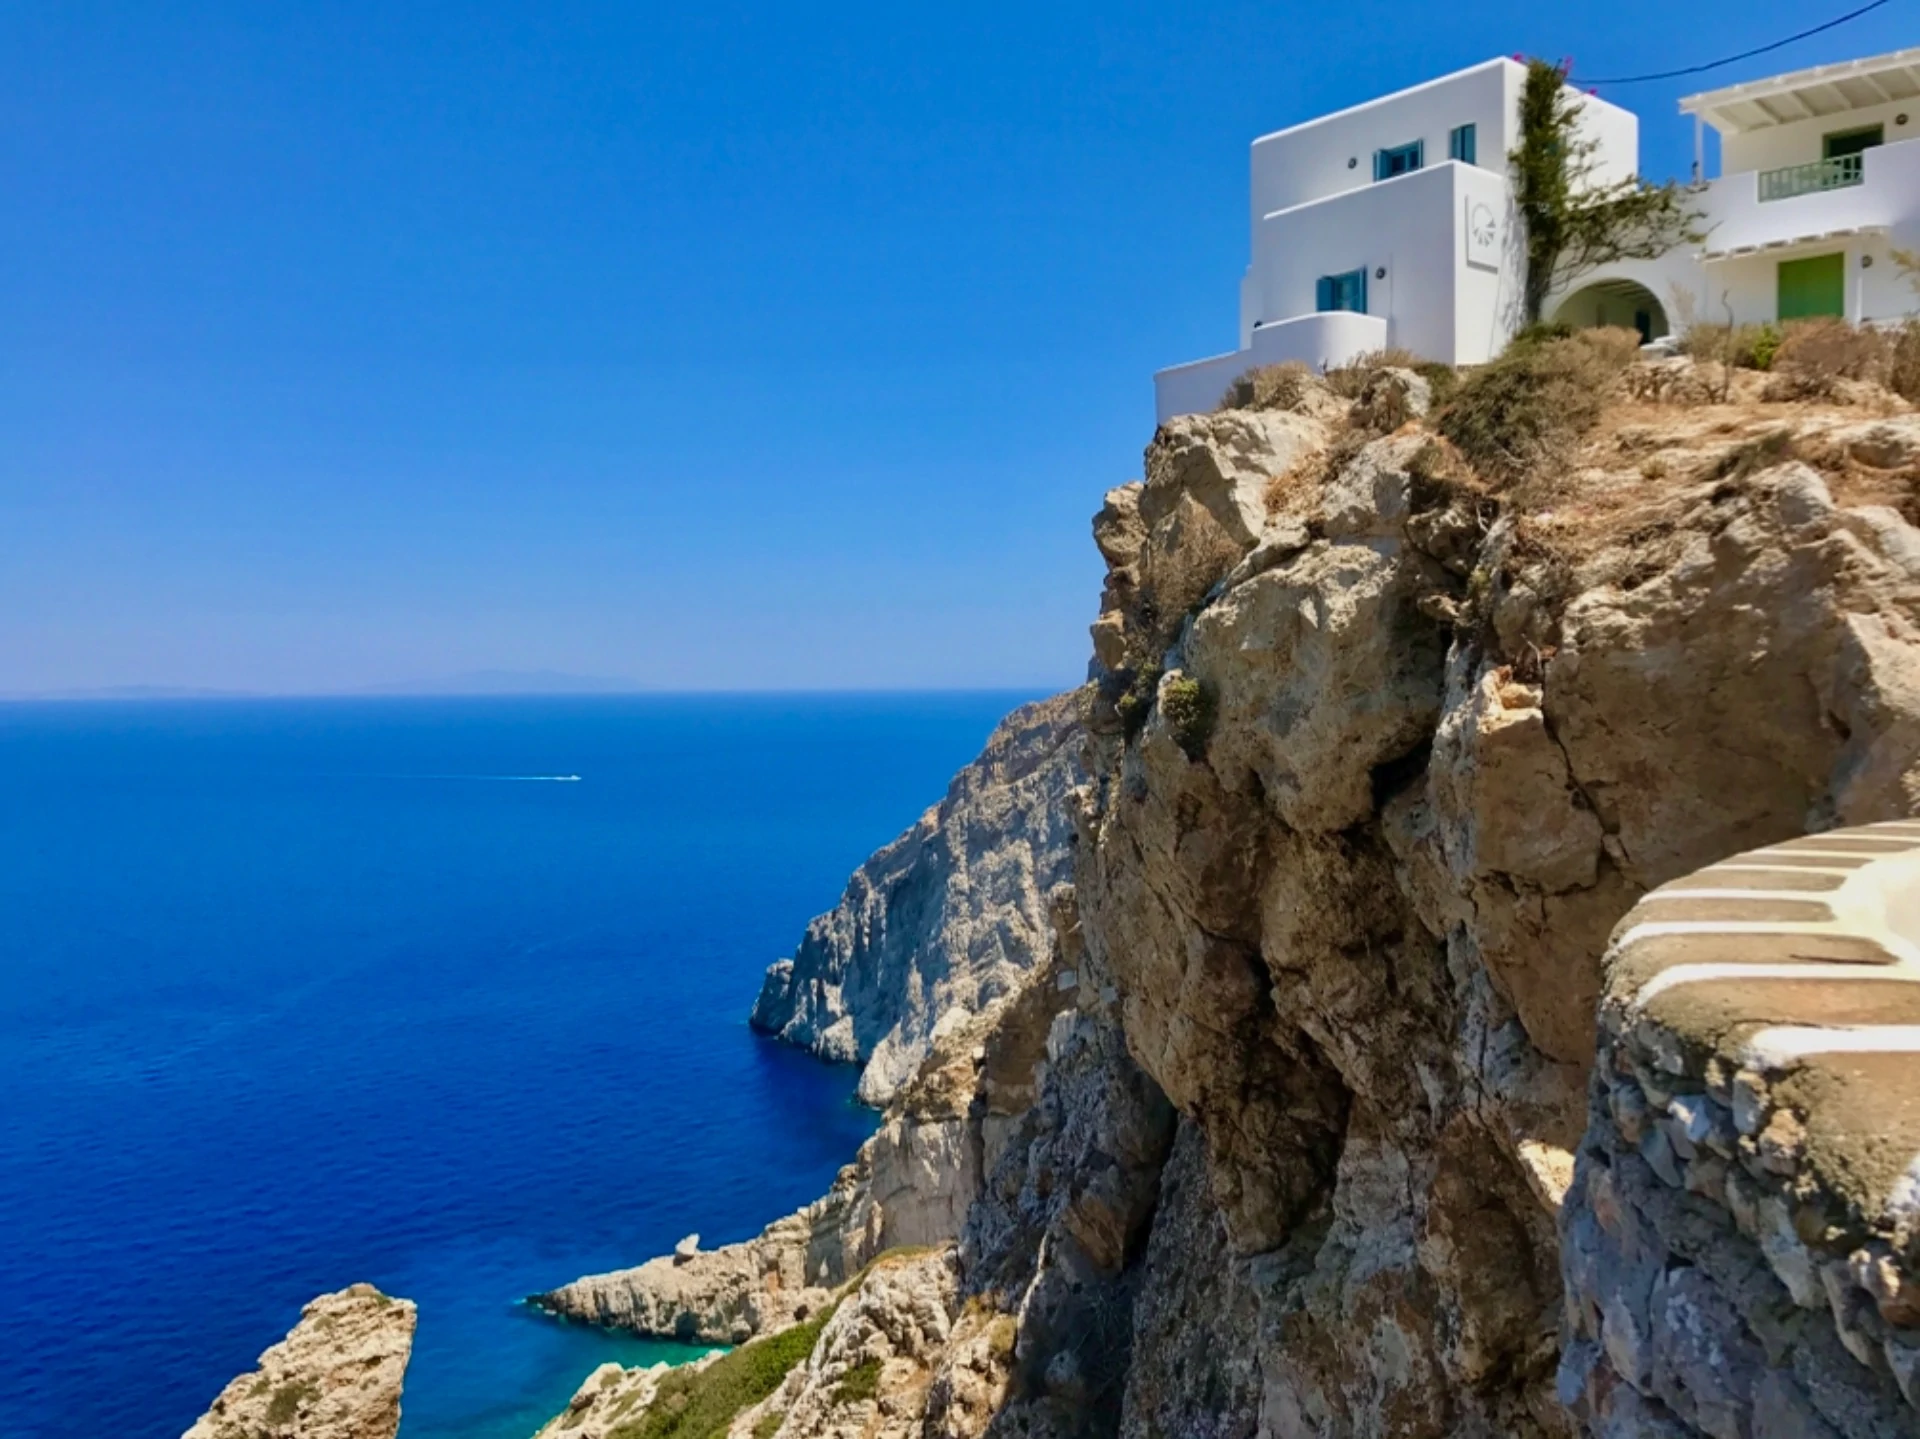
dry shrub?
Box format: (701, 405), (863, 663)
(1766, 318), (1886, 400)
(1884, 318), (1920, 403)
(1350, 368), (1425, 433)
(1678, 321), (1782, 371)
(1263, 454), (1320, 515)
(1218, 361), (1314, 412)
(1623, 357), (1721, 405)
(1712, 428), (1799, 483)
(1437, 328), (1639, 485)
(1325, 347), (1424, 399)
(1560, 325), (1645, 368)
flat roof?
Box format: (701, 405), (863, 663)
(1250, 57), (1520, 147)
(1681, 46), (1920, 134)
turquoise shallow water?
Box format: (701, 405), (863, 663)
(0, 692), (1037, 1438)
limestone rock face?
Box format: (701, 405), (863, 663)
(751, 692), (1084, 1104)
(1073, 388), (1920, 1436)
(746, 1249), (960, 1439)
(182, 1285), (415, 1439)
(1118, 1119), (1262, 1439)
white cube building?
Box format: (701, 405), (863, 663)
(1155, 47), (1920, 423)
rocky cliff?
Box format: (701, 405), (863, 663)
(182, 1284), (415, 1439)
(751, 692), (1084, 1104)
(1069, 360), (1920, 1437)
(539, 349), (1920, 1439)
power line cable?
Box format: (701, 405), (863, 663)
(1572, 0), (1893, 86)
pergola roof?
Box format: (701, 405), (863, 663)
(1699, 223), (1888, 263)
(1680, 46), (1920, 134)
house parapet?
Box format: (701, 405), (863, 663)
(1153, 312), (1387, 424)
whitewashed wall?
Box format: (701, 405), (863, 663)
(1246, 59), (1520, 221)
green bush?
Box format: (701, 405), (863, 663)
(1413, 360), (1459, 408)
(832, 1358), (882, 1406)
(1744, 323), (1782, 371)
(1115, 665), (1162, 741)
(1159, 674), (1214, 761)
(1437, 329), (1637, 486)
(750, 1411), (784, 1439)
(613, 1305), (838, 1439)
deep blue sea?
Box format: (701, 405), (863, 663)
(0, 693), (1036, 1439)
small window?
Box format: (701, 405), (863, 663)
(1373, 141), (1423, 181)
(1316, 269), (1368, 314)
(1449, 123), (1477, 165)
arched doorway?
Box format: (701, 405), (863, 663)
(1551, 279), (1669, 344)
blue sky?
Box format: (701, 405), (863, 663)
(2, 0), (1907, 694)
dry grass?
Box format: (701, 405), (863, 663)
(1324, 347), (1425, 399)
(1891, 323), (1920, 404)
(1262, 453), (1323, 516)
(1494, 375), (1916, 567)
(1766, 318), (1890, 400)
(1217, 361), (1316, 412)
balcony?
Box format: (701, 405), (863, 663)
(1757, 154), (1865, 202)
(1695, 137), (1917, 259)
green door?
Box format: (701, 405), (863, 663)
(1778, 253), (1845, 320)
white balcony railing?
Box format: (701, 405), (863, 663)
(1757, 154), (1865, 203)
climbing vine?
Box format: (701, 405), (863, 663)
(1510, 58), (1701, 325)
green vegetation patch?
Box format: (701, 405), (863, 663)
(265, 1380), (318, 1424)
(611, 1304), (837, 1439)
(1115, 665), (1162, 741)
(831, 1358), (882, 1406)
(750, 1411), (785, 1439)
(1159, 674), (1213, 761)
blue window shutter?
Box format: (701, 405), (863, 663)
(1316, 276), (1334, 311)
(1372, 150), (1384, 182)
(1357, 268), (1368, 313)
